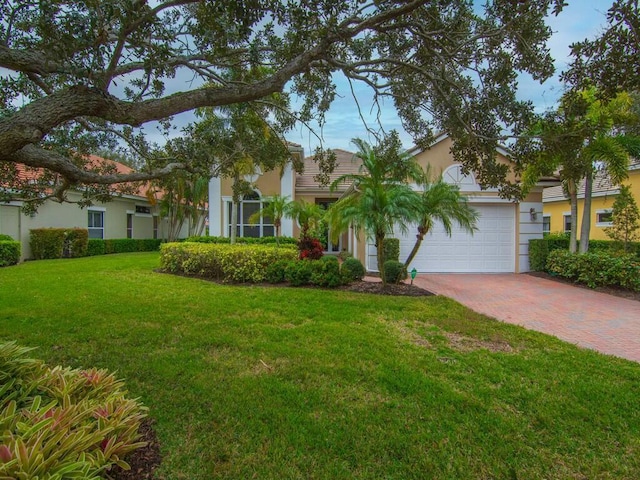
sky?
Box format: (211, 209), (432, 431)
(142, 0), (615, 158)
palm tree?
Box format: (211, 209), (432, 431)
(288, 199), (325, 238)
(325, 136), (421, 285)
(249, 194), (292, 244)
(403, 165), (479, 268)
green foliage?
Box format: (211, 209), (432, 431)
(87, 239), (107, 256)
(326, 134), (421, 284)
(341, 257), (365, 283)
(0, 234), (14, 241)
(185, 236), (298, 246)
(0, 341), (147, 479)
(383, 260), (407, 285)
(160, 242), (298, 283)
(265, 259), (291, 284)
(605, 184), (640, 251)
(284, 260), (314, 287)
(546, 249), (640, 291)
(528, 239), (550, 272)
(310, 256), (343, 288)
(383, 238), (400, 263)
(0, 240), (20, 267)
(30, 228), (88, 259)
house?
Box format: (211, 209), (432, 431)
(0, 156), (180, 259)
(208, 134), (556, 273)
(542, 159), (640, 240)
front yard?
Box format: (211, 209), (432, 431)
(1, 252), (639, 479)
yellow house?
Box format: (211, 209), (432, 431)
(208, 134), (557, 273)
(542, 159), (640, 240)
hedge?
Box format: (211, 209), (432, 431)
(546, 249), (640, 291)
(86, 238), (163, 256)
(30, 228), (88, 259)
(529, 237), (640, 271)
(184, 235), (298, 245)
(160, 242), (298, 283)
(0, 240), (20, 267)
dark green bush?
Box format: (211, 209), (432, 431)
(530, 237), (640, 271)
(0, 240), (20, 266)
(265, 259), (290, 284)
(546, 249), (640, 291)
(383, 238), (400, 263)
(87, 239), (106, 256)
(383, 260), (407, 284)
(104, 238), (162, 254)
(528, 239), (549, 272)
(284, 260), (314, 286)
(311, 256), (342, 288)
(341, 257), (365, 283)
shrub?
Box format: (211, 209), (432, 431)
(88, 239), (107, 256)
(528, 239), (549, 272)
(30, 228), (66, 259)
(0, 240), (20, 267)
(0, 234), (14, 241)
(384, 260), (407, 284)
(265, 259), (291, 284)
(30, 228), (89, 259)
(104, 239), (163, 254)
(284, 260), (314, 286)
(160, 242), (298, 282)
(341, 257), (365, 283)
(311, 256), (343, 288)
(298, 236), (324, 260)
(383, 238), (400, 263)
(337, 250), (352, 262)
(546, 249), (640, 291)
(0, 341), (147, 479)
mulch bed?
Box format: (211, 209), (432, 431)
(527, 271), (640, 302)
(109, 418), (162, 480)
(340, 280), (434, 297)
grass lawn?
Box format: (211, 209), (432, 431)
(1, 252), (640, 479)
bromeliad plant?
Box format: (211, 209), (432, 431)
(0, 342), (148, 479)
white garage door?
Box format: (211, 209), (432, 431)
(384, 204), (515, 273)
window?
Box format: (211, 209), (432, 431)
(227, 191), (275, 238)
(126, 213), (133, 239)
(563, 214), (572, 233)
(596, 210), (613, 227)
(135, 205), (151, 215)
(543, 215), (551, 235)
(88, 210), (104, 239)
(153, 216), (158, 240)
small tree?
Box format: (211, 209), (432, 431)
(249, 195), (292, 245)
(605, 185), (640, 251)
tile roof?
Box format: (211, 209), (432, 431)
(295, 149), (360, 193)
(543, 171), (620, 202)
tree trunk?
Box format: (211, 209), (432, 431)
(404, 225), (427, 268)
(377, 233), (386, 285)
(579, 170), (594, 253)
(230, 173), (240, 244)
(567, 179), (578, 253)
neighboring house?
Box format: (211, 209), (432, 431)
(208, 134), (557, 273)
(0, 156), (182, 259)
(542, 159), (640, 240)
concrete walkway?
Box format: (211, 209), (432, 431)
(413, 273), (640, 363)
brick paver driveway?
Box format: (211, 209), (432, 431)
(414, 273), (640, 363)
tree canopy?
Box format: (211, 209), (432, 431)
(0, 0), (567, 204)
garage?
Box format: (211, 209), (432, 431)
(367, 203), (516, 273)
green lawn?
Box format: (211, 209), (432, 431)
(1, 253), (639, 479)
